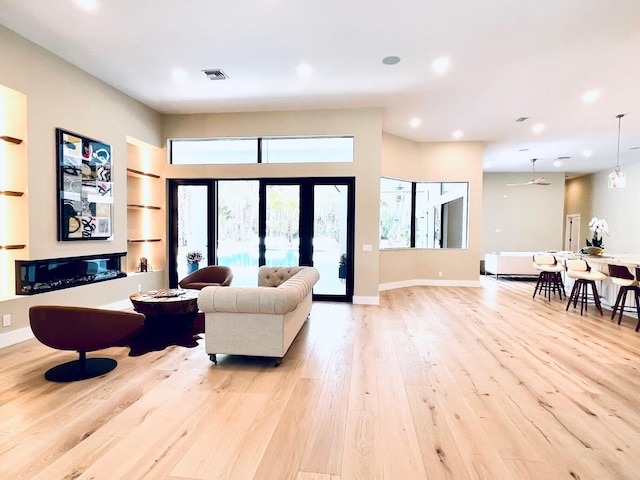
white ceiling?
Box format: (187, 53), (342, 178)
(1, 0), (640, 177)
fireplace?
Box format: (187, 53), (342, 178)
(15, 252), (127, 295)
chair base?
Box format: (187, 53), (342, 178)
(533, 271), (564, 301)
(44, 357), (117, 382)
(611, 285), (640, 328)
(566, 279), (603, 316)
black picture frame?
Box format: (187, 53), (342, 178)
(56, 128), (113, 241)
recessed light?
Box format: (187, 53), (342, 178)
(76, 0), (97, 10)
(452, 130), (463, 139)
(582, 89), (600, 103)
(432, 56), (450, 74)
(582, 150), (593, 157)
(382, 56), (401, 65)
(532, 123), (545, 134)
(553, 160), (562, 168)
(410, 118), (422, 128)
(296, 62), (313, 78)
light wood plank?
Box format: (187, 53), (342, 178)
(1, 278), (640, 479)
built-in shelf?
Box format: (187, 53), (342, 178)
(127, 204), (161, 210)
(0, 135), (23, 145)
(0, 190), (24, 197)
(127, 238), (162, 243)
(126, 167), (160, 179)
(0, 244), (26, 250)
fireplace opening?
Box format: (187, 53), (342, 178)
(15, 252), (127, 295)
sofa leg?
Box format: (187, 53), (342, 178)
(209, 354), (217, 364)
(274, 357), (282, 367)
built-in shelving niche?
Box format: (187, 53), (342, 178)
(126, 140), (165, 274)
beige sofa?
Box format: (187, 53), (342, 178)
(197, 266), (320, 366)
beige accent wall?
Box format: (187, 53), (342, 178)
(482, 172), (566, 254)
(379, 134), (484, 285)
(566, 162), (640, 253)
(0, 25), (165, 337)
(162, 109), (383, 299)
(0, 26), (163, 260)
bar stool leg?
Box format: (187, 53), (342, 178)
(580, 281), (587, 315)
(566, 281), (580, 311)
(589, 280), (603, 315)
(612, 286), (627, 324)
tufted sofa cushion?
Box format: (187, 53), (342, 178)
(198, 266), (320, 315)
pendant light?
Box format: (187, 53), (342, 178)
(608, 113), (626, 189)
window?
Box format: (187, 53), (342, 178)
(379, 178), (412, 248)
(170, 136), (354, 165)
(262, 137), (353, 163)
(170, 138), (257, 165)
(380, 178), (468, 249)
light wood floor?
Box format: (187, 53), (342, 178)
(1, 277), (640, 480)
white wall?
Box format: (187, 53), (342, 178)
(379, 134), (485, 287)
(482, 172), (566, 254)
(162, 109), (383, 301)
(566, 162), (640, 253)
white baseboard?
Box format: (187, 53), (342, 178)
(0, 327), (34, 348)
(379, 278), (482, 291)
(352, 296), (379, 305)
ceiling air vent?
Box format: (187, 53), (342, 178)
(202, 69), (228, 80)
(515, 117), (529, 122)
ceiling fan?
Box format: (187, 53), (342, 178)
(507, 158), (550, 186)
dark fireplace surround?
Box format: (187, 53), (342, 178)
(15, 252), (127, 295)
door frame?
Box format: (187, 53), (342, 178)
(565, 214), (580, 252)
(168, 177), (355, 302)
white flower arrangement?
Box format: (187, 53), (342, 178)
(587, 217), (609, 248)
(186, 250), (203, 264)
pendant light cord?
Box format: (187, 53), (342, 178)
(616, 114), (624, 172)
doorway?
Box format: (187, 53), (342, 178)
(168, 177), (355, 302)
(565, 214), (580, 252)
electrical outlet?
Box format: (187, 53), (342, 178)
(438, 271), (443, 278)
(2, 314), (10, 327)
(137, 284), (142, 292)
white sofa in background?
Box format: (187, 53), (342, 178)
(484, 252), (540, 279)
(197, 266), (320, 366)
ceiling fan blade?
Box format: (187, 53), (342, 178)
(506, 181), (535, 187)
(506, 159), (552, 186)
(532, 177), (550, 185)
(507, 178), (551, 187)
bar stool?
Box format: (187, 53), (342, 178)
(532, 254), (564, 300)
(608, 265), (640, 326)
(636, 268), (640, 332)
(565, 259), (607, 316)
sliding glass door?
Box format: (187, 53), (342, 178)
(168, 177), (354, 301)
(216, 180), (259, 287)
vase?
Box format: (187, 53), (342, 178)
(187, 262), (199, 273)
(581, 246), (604, 256)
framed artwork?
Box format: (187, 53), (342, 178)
(56, 128), (113, 240)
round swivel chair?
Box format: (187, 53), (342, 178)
(564, 259), (607, 316)
(178, 265), (233, 290)
(29, 305), (146, 382)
